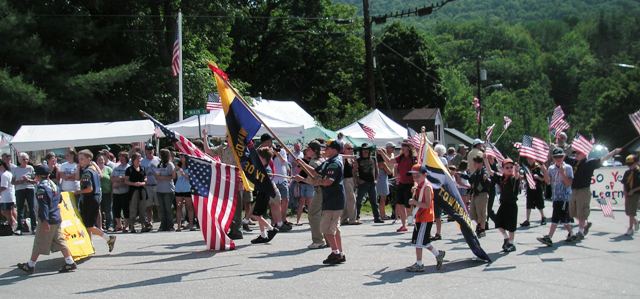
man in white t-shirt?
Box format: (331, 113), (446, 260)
(0, 159), (17, 233)
(141, 144), (160, 232)
(59, 150), (80, 192)
(273, 143), (290, 226)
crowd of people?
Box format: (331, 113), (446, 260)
(2, 129), (639, 274)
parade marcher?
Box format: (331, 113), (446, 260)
(288, 142), (304, 217)
(565, 147), (621, 240)
(13, 152), (36, 234)
(141, 144), (160, 232)
(125, 152), (149, 233)
(521, 157), (546, 227)
(468, 156), (490, 237)
(155, 149), (176, 231)
(378, 142), (416, 233)
(96, 154), (114, 231)
(485, 155), (499, 227)
(272, 142), (292, 228)
(250, 147), (280, 244)
(111, 152), (130, 233)
(623, 154), (640, 236)
(466, 139), (485, 173)
(354, 143), (383, 223)
(537, 148), (576, 246)
(296, 140), (327, 249)
(258, 134), (291, 232)
(77, 150), (116, 252)
(405, 164), (445, 272)
(376, 142), (395, 220)
(432, 144), (449, 238)
(486, 158), (520, 252)
(0, 160), (17, 234)
(341, 142), (358, 225)
(175, 155), (195, 232)
(17, 165), (77, 274)
(295, 142), (320, 226)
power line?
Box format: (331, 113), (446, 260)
(30, 13), (355, 22)
(371, 0), (456, 24)
(377, 41), (439, 83)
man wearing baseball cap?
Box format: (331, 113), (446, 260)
(538, 148), (576, 246)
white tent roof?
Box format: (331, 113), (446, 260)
(252, 99), (317, 129)
(338, 109), (407, 147)
(167, 108), (304, 138)
(11, 120), (155, 151)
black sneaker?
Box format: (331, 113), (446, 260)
(242, 223), (252, 232)
(520, 220), (530, 227)
(228, 231), (243, 240)
(502, 238), (509, 251)
(506, 243), (516, 252)
(540, 217), (547, 225)
(322, 253), (341, 265)
(373, 219), (385, 224)
(58, 263), (77, 273)
(339, 254), (346, 263)
(251, 236), (269, 244)
(431, 234), (442, 241)
(107, 235), (116, 252)
(267, 228), (279, 241)
(537, 235), (553, 247)
(584, 222), (592, 236)
(17, 263), (34, 274)
(565, 234), (578, 243)
(277, 224), (292, 232)
(436, 250), (446, 270)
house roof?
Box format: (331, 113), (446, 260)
(402, 108), (440, 120)
(444, 127), (474, 145)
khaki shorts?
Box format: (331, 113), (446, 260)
(625, 194), (640, 217)
(32, 223), (67, 256)
(470, 192), (489, 224)
(239, 190), (253, 204)
(145, 185), (159, 207)
(320, 210), (342, 235)
(569, 188), (591, 219)
(269, 187), (282, 205)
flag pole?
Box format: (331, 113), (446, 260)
(493, 126), (510, 144)
(177, 11), (184, 121)
(620, 135), (640, 150)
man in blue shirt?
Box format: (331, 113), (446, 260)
(538, 148), (576, 246)
(17, 165), (77, 274)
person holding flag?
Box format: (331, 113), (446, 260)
(538, 148), (576, 247)
(250, 147), (281, 244)
(485, 157), (520, 252)
(520, 157), (547, 227)
(467, 156), (490, 238)
(623, 154), (640, 236)
(565, 140), (620, 240)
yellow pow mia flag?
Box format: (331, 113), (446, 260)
(59, 192), (94, 261)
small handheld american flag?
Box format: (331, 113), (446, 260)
(484, 142), (504, 164)
(519, 135), (549, 163)
(485, 123), (495, 141)
(503, 116), (512, 130)
(629, 109), (640, 135)
(358, 122), (376, 141)
(571, 133), (593, 156)
(596, 193), (615, 219)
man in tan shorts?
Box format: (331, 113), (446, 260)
(623, 155), (640, 236)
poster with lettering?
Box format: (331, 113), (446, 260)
(59, 192), (95, 261)
(590, 166), (627, 211)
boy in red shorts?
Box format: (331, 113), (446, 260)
(405, 164), (445, 272)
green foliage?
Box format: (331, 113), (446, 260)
(320, 92), (368, 130)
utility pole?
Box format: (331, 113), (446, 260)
(476, 58), (482, 138)
(363, 0), (376, 108)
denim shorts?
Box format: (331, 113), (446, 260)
(299, 184), (315, 198)
(276, 182), (289, 199)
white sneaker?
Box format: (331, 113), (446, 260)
(307, 242), (326, 249)
(625, 228), (634, 236)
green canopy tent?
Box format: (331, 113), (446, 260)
(281, 126), (367, 147)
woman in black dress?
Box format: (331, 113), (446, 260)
(485, 157), (520, 252)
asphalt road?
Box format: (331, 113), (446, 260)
(1, 196), (639, 298)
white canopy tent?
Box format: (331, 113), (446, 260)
(252, 99), (317, 129)
(338, 109), (407, 147)
(11, 120), (156, 152)
(167, 108), (304, 138)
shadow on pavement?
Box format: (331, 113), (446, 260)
(252, 264), (325, 279)
(76, 268), (211, 294)
(0, 258), (63, 285)
(609, 234), (633, 242)
(133, 251), (216, 265)
(248, 247), (309, 259)
(363, 259), (485, 286)
(364, 231), (405, 238)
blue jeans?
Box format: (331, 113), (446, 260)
(157, 192), (174, 230)
(356, 181), (380, 220)
(15, 188), (36, 231)
(101, 193), (113, 229)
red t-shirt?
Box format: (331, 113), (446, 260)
(395, 155), (415, 185)
(414, 179), (434, 223)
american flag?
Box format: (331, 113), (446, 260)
(187, 155), (238, 250)
(407, 126), (422, 151)
(630, 109), (640, 135)
(148, 115), (220, 163)
(171, 29), (181, 77)
(484, 142), (504, 164)
(206, 93), (223, 111)
(472, 97), (481, 124)
(519, 135), (549, 163)
(597, 193), (614, 218)
(549, 106), (565, 128)
(523, 166), (536, 190)
(503, 116), (512, 130)
(571, 133), (593, 156)
(358, 122), (376, 140)
(485, 123), (495, 141)
(550, 118), (570, 134)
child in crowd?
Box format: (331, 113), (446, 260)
(485, 158), (520, 252)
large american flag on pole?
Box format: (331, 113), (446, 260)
(186, 155), (238, 250)
(358, 122), (376, 140)
(206, 93), (223, 111)
(520, 135), (549, 163)
(171, 29), (181, 77)
(630, 109), (640, 135)
(571, 133), (593, 156)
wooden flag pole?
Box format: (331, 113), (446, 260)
(620, 135), (640, 150)
(493, 125), (511, 144)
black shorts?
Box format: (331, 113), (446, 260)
(79, 196), (100, 228)
(396, 183), (413, 208)
(526, 189), (545, 210)
(495, 204), (518, 232)
(411, 222), (433, 248)
(551, 201), (571, 224)
(252, 192), (270, 216)
(175, 192), (192, 197)
(433, 189), (443, 218)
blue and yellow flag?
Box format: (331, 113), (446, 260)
(424, 145), (491, 262)
(208, 62), (275, 197)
